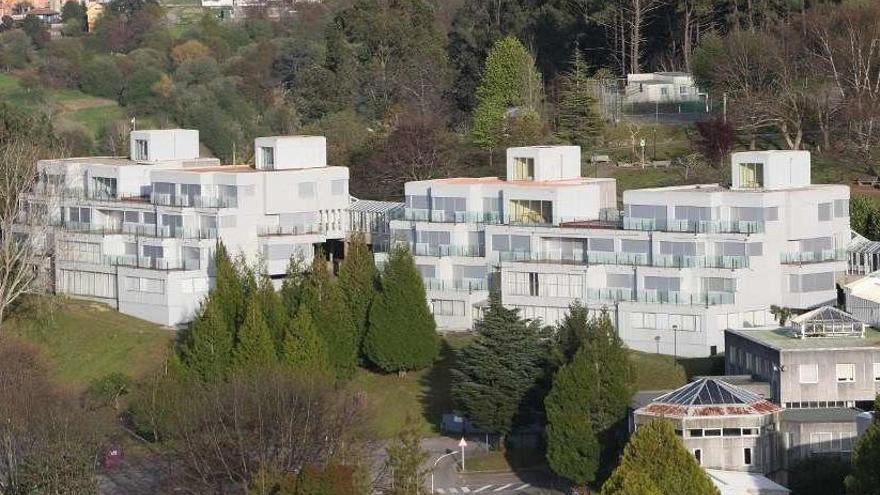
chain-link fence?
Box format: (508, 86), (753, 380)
(594, 79), (715, 125)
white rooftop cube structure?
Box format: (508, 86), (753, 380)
(731, 151), (811, 190)
(254, 136), (327, 170)
(31, 130), (349, 327)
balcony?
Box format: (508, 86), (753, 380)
(423, 278), (488, 292)
(58, 253), (201, 271)
(30, 185), (151, 204)
(258, 225), (321, 237)
(404, 209), (503, 224)
(411, 243), (484, 257)
(623, 217), (764, 234)
(585, 288), (734, 306)
(151, 193), (236, 208)
(653, 254), (749, 269)
(58, 221), (217, 240)
(498, 250), (650, 266)
(780, 249), (847, 265)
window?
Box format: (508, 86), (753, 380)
(143, 245), (164, 259)
(723, 428), (742, 437)
(743, 448), (752, 466)
(739, 162), (764, 188)
(704, 429), (722, 437)
(331, 179), (347, 195)
(834, 199), (849, 218)
(660, 87), (669, 96)
(799, 364), (819, 384)
(260, 146), (275, 169)
(874, 363), (880, 381)
(431, 299), (466, 316)
(790, 272), (834, 293)
(693, 449), (702, 465)
(143, 212), (156, 225)
(134, 139), (149, 160)
(836, 363), (856, 383)
(818, 202), (832, 222)
(298, 182), (316, 199)
(742, 428), (759, 436)
(528, 272), (539, 297)
(92, 177), (117, 198)
(680, 85), (688, 95)
(688, 429), (703, 438)
(513, 157), (535, 180)
(509, 199), (552, 224)
(644, 276), (681, 292)
(123, 211), (139, 223)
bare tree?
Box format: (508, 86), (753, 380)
(572, 0), (662, 75)
(0, 138), (59, 332)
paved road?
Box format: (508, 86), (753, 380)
(422, 437), (564, 495)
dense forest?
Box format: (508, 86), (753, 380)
(1, 0), (875, 200)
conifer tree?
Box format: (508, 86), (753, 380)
(280, 255), (308, 316)
(256, 269), (288, 352)
(580, 312), (634, 433)
(452, 294), (546, 442)
(181, 298), (234, 382)
(601, 420), (718, 495)
(846, 419), (880, 495)
(472, 36), (545, 153)
(213, 242), (246, 330)
(545, 345), (601, 488)
(384, 417), (429, 495)
(557, 47), (603, 147)
(339, 233), (377, 356)
(233, 298), (277, 371)
(365, 246), (438, 374)
(301, 254), (358, 379)
(552, 301), (590, 365)
(281, 308), (331, 377)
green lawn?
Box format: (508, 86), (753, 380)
(629, 350), (688, 391)
(0, 72), (124, 138)
(5, 297), (174, 390)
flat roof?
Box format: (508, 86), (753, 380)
(782, 408), (862, 424)
(178, 165), (259, 174)
(726, 327), (880, 351)
(413, 176), (614, 188)
(706, 470), (790, 495)
(626, 182), (845, 195)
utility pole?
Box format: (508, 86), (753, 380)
(723, 93), (728, 123)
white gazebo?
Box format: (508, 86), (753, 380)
(789, 306), (866, 339)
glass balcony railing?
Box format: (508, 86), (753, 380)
(151, 193), (237, 208)
(403, 209), (504, 224)
(257, 225), (321, 237)
(59, 221), (217, 240)
(497, 250), (650, 266)
(624, 217), (764, 234)
(58, 253), (201, 271)
(411, 243), (485, 257)
(423, 278), (488, 292)
(585, 288), (734, 306)
(780, 249), (847, 265)
(652, 254), (749, 269)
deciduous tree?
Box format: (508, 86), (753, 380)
(384, 418), (429, 495)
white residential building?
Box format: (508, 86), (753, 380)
(625, 72), (703, 104)
(33, 129), (349, 326)
(395, 148), (850, 357)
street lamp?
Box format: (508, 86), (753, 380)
(673, 324), (679, 361)
(430, 451), (459, 494)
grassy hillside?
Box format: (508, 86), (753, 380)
(0, 72), (125, 137)
(5, 297), (174, 390)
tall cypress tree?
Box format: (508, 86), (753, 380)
(181, 298), (234, 382)
(281, 308), (331, 377)
(233, 298), (277, 371)
(365, 246), (438, 374)
(213, 242), (246, 330)
(545, 345), (601, 488)
(280, 255), (308, 316)
(601, 420), (718, 495)
(339, 233), (377, 357)
(301, 254), (358, 379)
(552, 301), (590, 365)
(452, 294), (546, 442)
(256, 269), (288, 353)
(581, 312), (634, 433)
(557, 47), (603, 147)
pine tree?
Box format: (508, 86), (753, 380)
(384, 417), (429, 495)
(452, 294), (546, 441)
(256, 269), (289, 353)
(280, 255), (308, 317)
(845, 420), (880, 495)
(472, 36), (545, 152)
(552, 301), (590, 365)
(301, 254), (358, 379)
(580, 312), (634, 433)
(544, 345), (601, 488)
(213, 242), (247, 330)
(233, 298), (277, 371)
(365, 246), (438, 374)
(181, 298), (234, 382)
(281, 308), (331, 377)
(339, 233), (377, 357)
(601, 420), (718, 495)
(557, 47), (603, 147)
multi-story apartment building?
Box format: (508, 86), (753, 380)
(395, 148), (850, 357)
(33, 129), (350, 326)
(388, 146), (617, 329)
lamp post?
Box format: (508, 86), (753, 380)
(430, 451), (459, 494)
(673, 324), (679, 361)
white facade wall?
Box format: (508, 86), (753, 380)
(37, 130), (349, 327)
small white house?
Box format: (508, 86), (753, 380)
(625, 72), (702, 104)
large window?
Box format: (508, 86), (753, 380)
(739, 162), (764, 188)
(818, 203), (832, 222)
(509, 199), (552, 224)
(92, 177), (117, 198)
(134, 139), (149, 160)
(836, 363), (856, 383)
(513, 157), (534, 180)
(260, 146), (275, 169)
(799, 364), (819, 384)
(789, 272), (834, 293)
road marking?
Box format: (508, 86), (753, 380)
(513, 484), (530, 491)
(493, 484), (514, 492)
(474, 485), (493, 492)
(461, 488), (471, 493)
